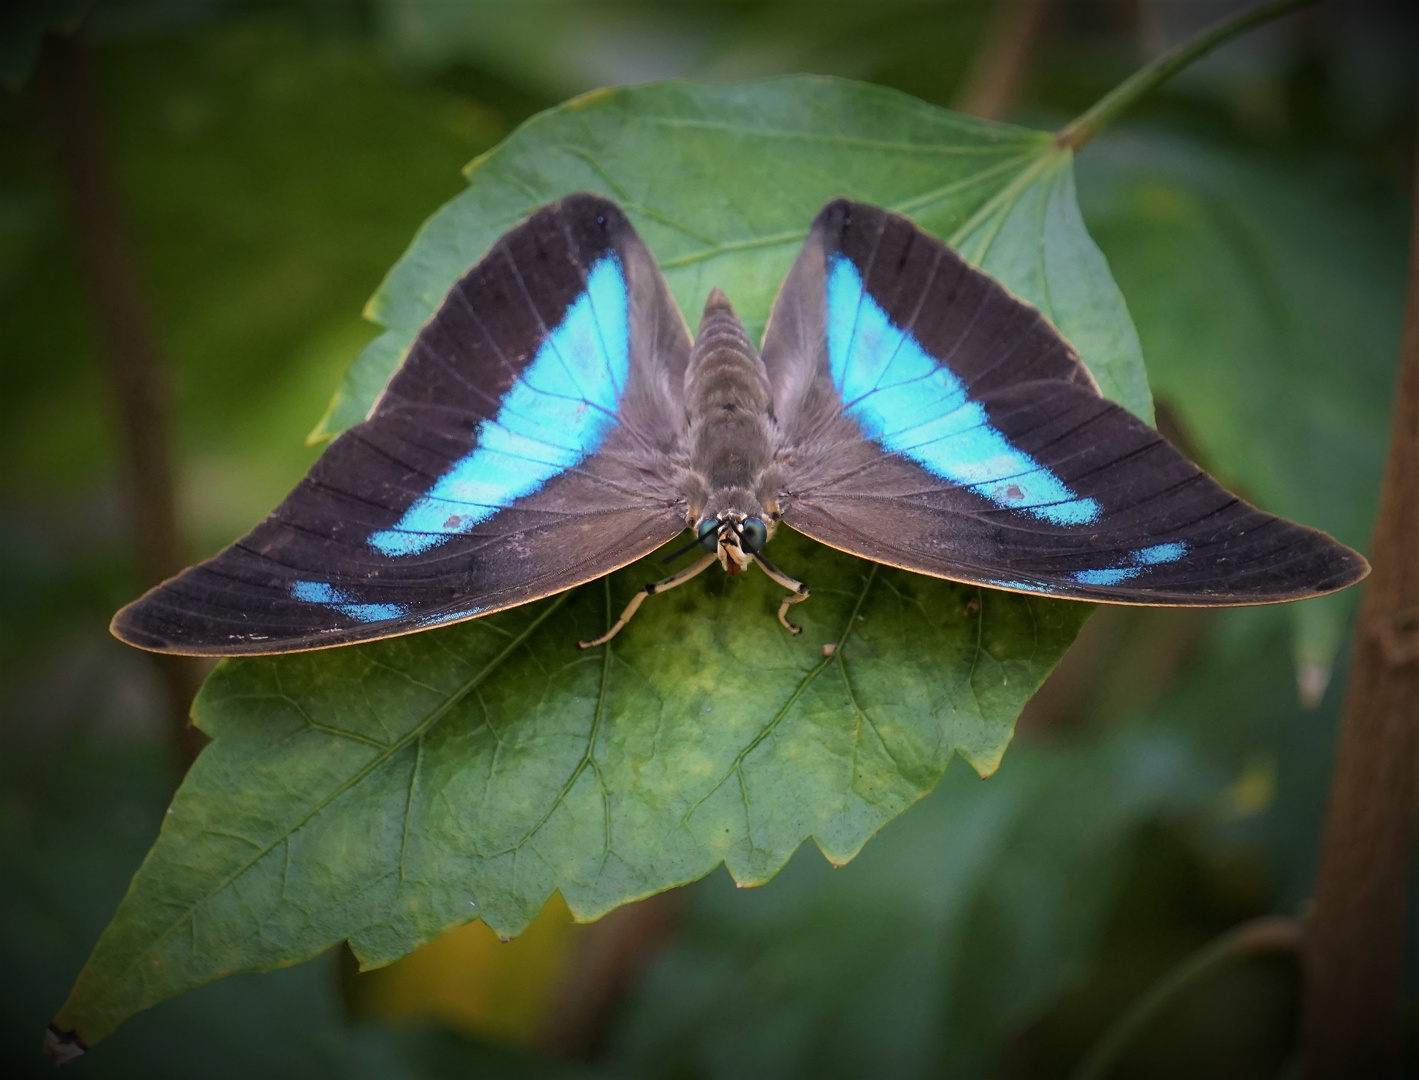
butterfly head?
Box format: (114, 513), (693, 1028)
(697, 513), (772, 575)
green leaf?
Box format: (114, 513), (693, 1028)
(1077, 128), (1403, 690)
(57, 75), (1150, 1048)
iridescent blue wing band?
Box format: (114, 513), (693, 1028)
(763, 199), (1366, 605)
(366, 252), (632, 558)
(113, 194), (691, 655)
(825, 253), (1102, 527)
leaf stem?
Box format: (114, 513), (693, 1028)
(1054, 0), (1315, 152)
(41, 28), (209, 774)
(951, 0), (1048, 121)
(1067, 916), (1302, 1080)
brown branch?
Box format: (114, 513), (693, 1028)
(537, 891), (681, 1061)
(1300, 129), (1419, 1078)
(951, 0), (1048, 122)
(40, 29), (208, 772)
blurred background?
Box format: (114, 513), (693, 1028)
(1, 1), (1416, 1076)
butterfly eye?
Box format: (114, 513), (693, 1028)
(697, 518), (720, 549)
(740, 517), (768, 554)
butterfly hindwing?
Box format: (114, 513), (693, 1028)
(113, 195), (692, 655)
(762, 199), (1366, 604)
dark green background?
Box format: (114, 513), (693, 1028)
(2, 1), (1415, 1076)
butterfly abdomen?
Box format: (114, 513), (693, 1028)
(683, 289), (781, 520)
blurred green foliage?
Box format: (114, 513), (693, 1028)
(1079, 127), (1405, 684)
(614, 725), (1220, 1080)
(1, 14), (494, 538)
(2, 0), (1415, 1077)
(0, 0), (91, 87)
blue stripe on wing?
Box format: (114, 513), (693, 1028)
(825, 255), (1101, 527)
(986, 541), (1191, 594)
(368, 254), (631, 557)
(291, 581), (408, 622)
(289, 581), (488, 627)
(1068, 541), (1189, 585)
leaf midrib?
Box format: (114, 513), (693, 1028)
(949, 150), (1061, 252)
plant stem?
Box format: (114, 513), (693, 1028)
(538, 891), (682, 1061)
(41, 29), (209, 773)
(1055, 0), (1315, 152)
(1300, 116), (1419, 1080)
(1068, 916), (1302, 1080)
(951, 0), (1048, 122)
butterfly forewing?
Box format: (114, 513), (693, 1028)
(113, 195), (692, 655)
(762, 199), (1367, 605)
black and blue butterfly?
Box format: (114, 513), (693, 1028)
(111, 194), (1367, 656)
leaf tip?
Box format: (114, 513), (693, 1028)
(305, 397), (339, 446)
(566, 85), (618, 111)
(43, 1025), (87, 1067)
(969, 752), (1006, 780)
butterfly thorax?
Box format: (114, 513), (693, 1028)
(680, 289), (784, 570)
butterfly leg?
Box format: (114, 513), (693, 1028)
(579, 552), (720, 649)
(752, 554), (810, 635)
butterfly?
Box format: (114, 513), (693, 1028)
(111, 194), (1368, 656)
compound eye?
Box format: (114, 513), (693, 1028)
(740, 517), (768, 554)
(696, 518), (720, 550)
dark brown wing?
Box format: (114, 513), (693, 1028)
(761, 199), (1367, 605)
(113, 194), (692, 655)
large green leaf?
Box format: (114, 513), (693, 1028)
(55, 75), (1150, 1048)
